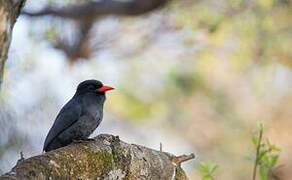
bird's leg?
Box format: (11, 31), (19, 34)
(72, 138), (95, 143)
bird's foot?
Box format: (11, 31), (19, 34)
(72, 138), (95, 144)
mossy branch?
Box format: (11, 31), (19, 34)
(0, 134), (194, 180)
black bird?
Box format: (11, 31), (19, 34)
(43, 80), (114, 152)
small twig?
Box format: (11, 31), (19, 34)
(20, 152), (24, 160)
(16, 152), (25, 165)
(172, 153), (195, 165)
(160, 142), (163, 152)
(252, 125), (263, 180)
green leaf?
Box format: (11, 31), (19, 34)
(202, 175), (213, 180)
(259, 165), (269, 180)
(197, 162), (210, 174)
(252, 134), (259, 146)
(268, 155), (279, 167)
(268, 143), (281, 152)
(209, 164), (218, 174)
(197, 161), (218, 178)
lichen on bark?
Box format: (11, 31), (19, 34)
(0, 134), (193, 180)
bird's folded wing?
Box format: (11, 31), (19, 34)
(43, 100), (82, 151)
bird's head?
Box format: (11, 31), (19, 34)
(76, 80), (114, 95)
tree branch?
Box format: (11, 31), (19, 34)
(22, 0), (171, 20)
(0, 134), (194, 180)
(171, 154), (195, 165)
(0, 0), (26, 89)
(21, 0), (171, 63)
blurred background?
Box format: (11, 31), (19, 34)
(0, 0), (292, 179)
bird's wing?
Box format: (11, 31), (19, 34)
(43, 98), (82, 151)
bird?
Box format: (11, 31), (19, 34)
(43, 79), (114, 152)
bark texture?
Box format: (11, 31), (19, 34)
(0, 0), (25, 88)
(0, 134), (194, 180)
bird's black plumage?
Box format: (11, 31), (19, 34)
(43, 80), (113, 152)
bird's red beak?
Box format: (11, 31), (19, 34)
(96, 85), (114, 92)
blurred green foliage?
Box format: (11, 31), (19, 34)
(108, 1), (291, 178)
(197, 161), (218, 180)
(252, 124), (281, 180)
